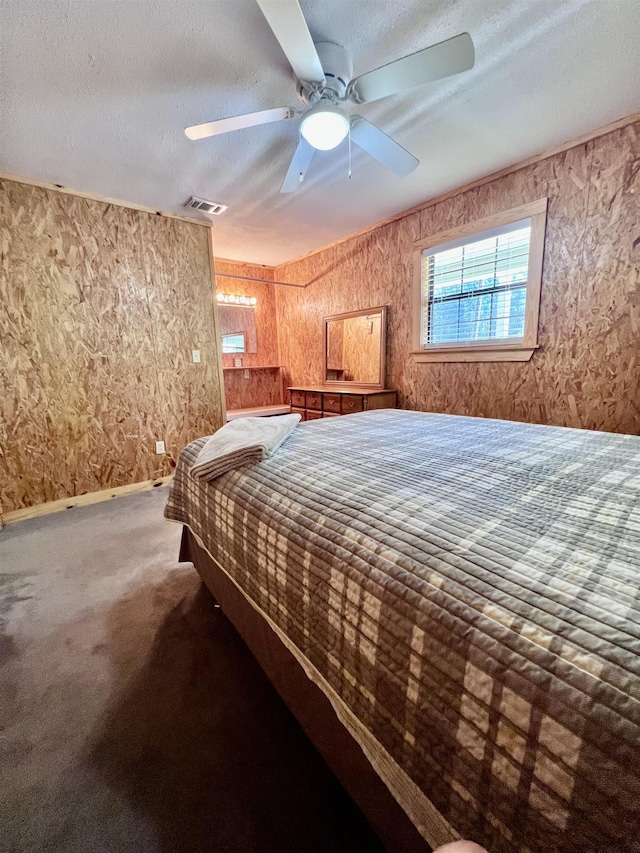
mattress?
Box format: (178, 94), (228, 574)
(165, 409), (640, 852)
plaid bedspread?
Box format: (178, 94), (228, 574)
(165, 410), (640, 853)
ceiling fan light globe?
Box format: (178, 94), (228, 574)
(300, 109), (350, 151)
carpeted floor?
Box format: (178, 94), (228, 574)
(0, 486), (385, 853)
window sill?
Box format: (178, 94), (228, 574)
(412, 345), (537, 363)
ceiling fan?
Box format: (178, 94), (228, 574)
(185, 0), (475, 193)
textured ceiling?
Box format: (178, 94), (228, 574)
(1, 0), (639, 265)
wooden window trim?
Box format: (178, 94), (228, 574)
(412, 198), (548, 363)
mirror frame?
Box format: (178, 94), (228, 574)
(323, 306), (388, 389)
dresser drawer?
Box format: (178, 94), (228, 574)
(290, 407), (306, 420)
(306, 391), (323, 411)
(323, 412), (340, 418)
(341, 395), (364, 415)
(305, 410), (323, 420)
(290, 391), (306, 408)
(323, 393), (342, 413)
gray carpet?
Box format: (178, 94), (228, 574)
(0, 487), (385, 853)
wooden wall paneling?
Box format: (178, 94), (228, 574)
(0, 170), (212, 229)
(213, 258), (284, 409)
(208, 229), (227, 420)
(141, 219), (224, 460)
(568, 123), (640, 434)
(0, 179), (225, 514)
(276, 230), (401, 390)
(519, 144), (595, 427)
(215, 258), (278, 369)
(222, 368), (284, 410)
(275, 282), (305, 395)
(276, 120), (640, 435)
(277, 261), (326, 387)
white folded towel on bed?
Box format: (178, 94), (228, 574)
(189, 413), (301, 482)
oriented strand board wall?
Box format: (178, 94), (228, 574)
(276, 121), (640, 435)
(222, 367), (284, 409)
(0, 179), (225, 514)
(214, 258), (283, 409)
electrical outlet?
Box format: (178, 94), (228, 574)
(155, 440), (166, 454)
(192, 349), (201, 363)
(243, 369), (250, 379)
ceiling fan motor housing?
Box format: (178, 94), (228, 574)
(297, 41), (353, 104)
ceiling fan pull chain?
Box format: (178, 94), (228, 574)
(348, 124), (352, 180)
(298, 128), (304, 183)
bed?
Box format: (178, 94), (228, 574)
(165, 409), (640, 853)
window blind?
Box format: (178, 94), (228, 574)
(423, 223), (532, 346)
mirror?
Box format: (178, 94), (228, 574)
(323, 306), (387, 388)
(218, 304), (258, 354)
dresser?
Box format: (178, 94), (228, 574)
(288, 386), (397, 420)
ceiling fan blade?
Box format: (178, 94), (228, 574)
(280, 137), (316, 193)
(256, 0), (325, 85)
(350, 116), (419, 178)
(348, 32), (474, 104)
(185, 107), (295, 141)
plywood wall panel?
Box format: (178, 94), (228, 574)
(0, 180), (224, 514)
(213, 258), (285, 409)
(214, 259), (278, 369)
(569, 124), (640, 434)
(277, 120), (640, 435)
(223, 368), (283, 410)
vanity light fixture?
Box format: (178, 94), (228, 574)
(216, 294), (257, 306)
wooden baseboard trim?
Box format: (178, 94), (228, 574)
(2, 476), (174, 526)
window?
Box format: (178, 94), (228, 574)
(412, 199), (547, 362)
(425, 223), (530, 344)
(221, 333), (245, 354)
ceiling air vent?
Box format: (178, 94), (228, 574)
(186, 196), (228, 215)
